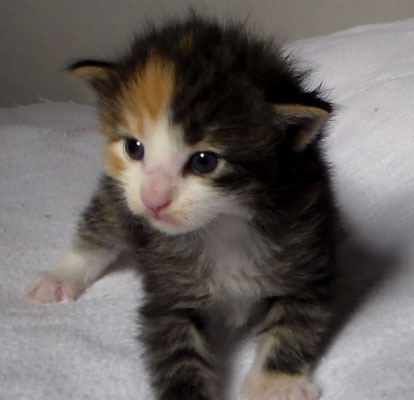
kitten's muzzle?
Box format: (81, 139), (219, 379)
(141, 169), (174, 215)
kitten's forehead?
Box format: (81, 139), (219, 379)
(119, 53), (176, 137)
(115, 46), (264, 159)
(117, 52), (224, 153)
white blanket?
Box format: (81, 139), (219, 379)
(1, 18), (414, 400)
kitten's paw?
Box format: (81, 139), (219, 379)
(263, 380), (319, 400)
(243, 371), (320, 400)
(25, 274), (81, 303)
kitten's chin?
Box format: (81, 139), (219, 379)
(145, 213), (198, 236)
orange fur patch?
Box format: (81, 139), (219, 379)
(70, 65), (109, 79)
(121, 110), (143, 140)
(121, 53), (176, 133)
(105, 140), (125, 176)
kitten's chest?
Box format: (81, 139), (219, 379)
(201, 217), (271, 325)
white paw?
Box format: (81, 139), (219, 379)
(263, 380), (320, 400)
(25, 273), (81, 303)
(243, 371), (320, 400)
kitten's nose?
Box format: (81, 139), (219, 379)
(141, 170), (173, 215)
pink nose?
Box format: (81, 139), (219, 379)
(141, 170), (173, 215)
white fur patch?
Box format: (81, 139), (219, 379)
(202, 215), (273, 326)
(26, 246), (119, 303)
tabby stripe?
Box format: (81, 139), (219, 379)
(154, 348), (215, 374)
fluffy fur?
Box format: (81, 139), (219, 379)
(26, 15), (338, 400)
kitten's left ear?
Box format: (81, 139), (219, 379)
(67, 59), (117, 94)
(274, 104), (331, 152)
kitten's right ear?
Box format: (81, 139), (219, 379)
(67, 60), (117, 93)
(274, 104), (331, 152)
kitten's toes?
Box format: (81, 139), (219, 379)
(25, 274), (80, 303)
(264, 380), (320, 400)
(243, 372), (320, 400)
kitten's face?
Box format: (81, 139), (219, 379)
(103, 56), (250, 235)
(106, 117), (247, 235)
(71, 27), (331, 235)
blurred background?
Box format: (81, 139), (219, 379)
(2, 0), (414, 107)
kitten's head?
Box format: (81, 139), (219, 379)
(69, 16), (332, 235)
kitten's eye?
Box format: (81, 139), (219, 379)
(125, 139), (144, 160)
(189, 152), (219, 174)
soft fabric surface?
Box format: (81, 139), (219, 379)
(2, 18), (414, 400)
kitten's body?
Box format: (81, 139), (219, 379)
(26, 16), (338, 400)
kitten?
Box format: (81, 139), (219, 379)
(26, 15), (338, 400)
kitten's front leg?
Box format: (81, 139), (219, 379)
(25, 245), (119, 303)
(243, 297), (331, 400)
(26, 176), (125, 303)
(140, 300), (218, 400)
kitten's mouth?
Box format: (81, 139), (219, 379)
(148, 211), (177, 226)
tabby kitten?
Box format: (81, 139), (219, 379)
(26, 15), (337, 400)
